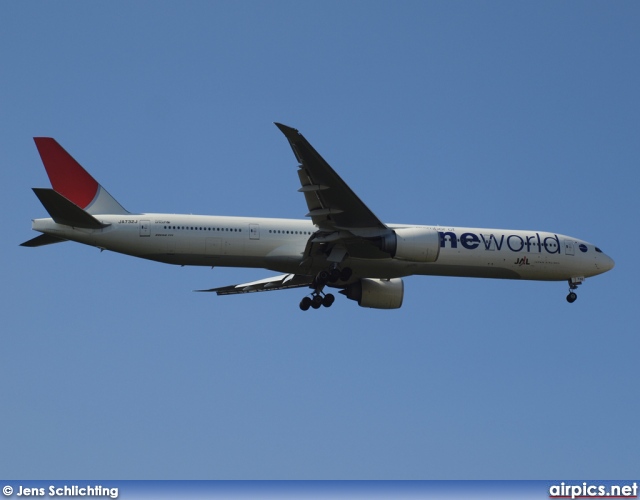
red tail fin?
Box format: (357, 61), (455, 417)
(33, 138), (128, 215)
(34, 138), (99, 209)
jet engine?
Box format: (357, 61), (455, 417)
(340, 278), (404, 309)
(372, 227), (440, 263)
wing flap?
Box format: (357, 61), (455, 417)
(195, 273), (314, 296)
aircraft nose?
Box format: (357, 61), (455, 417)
(602, 253), (615, 272)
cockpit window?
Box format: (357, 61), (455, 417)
(595, 247), (603, 253)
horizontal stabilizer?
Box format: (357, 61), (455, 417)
(32, 188), (109, 229)
(196, 273), (313, 295)
(20, 233), (68, 247)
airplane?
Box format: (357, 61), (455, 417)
(21, 123), (614, 310)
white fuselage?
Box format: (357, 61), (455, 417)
(31, 213), (614, 282)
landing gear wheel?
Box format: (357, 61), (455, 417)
(322, 293), (335, 308)
(340, 267), (353, 281)
(329, 268), (341, 283)
(316, 270), (330, 287)
(311, 295), (323, 309)
(566, 278), (583, 304)
(299, 296), (312, 311)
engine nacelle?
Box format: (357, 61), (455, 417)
(373, 227), (440, 262)
(340, 278), (404, 309)
(393, 227), (440, 262)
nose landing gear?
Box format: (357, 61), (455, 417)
(566, 277), (584, 303)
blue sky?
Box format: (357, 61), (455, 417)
(1, 1), (638, 479)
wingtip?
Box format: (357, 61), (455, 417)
(274, 122), (299, 137)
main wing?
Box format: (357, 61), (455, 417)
(275, 123), (387, 232)
(196, 273), (313, 295)
(275, 123), (396, 267)
(202, 124), (399, 295)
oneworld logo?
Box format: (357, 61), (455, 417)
(438, 231), (562, 254)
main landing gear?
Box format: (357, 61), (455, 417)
(566, 277), (585, 303)
(299, 292), (335, 311)
(299, 267), (353, 311)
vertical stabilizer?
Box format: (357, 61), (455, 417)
(33, 138), (129, 215)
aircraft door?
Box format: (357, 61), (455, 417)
(139, 220), (151, 237)
(249, 223), (260, 240)
(564, 240), (575, 255)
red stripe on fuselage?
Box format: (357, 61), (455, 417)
(33, 138), (99, 210)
